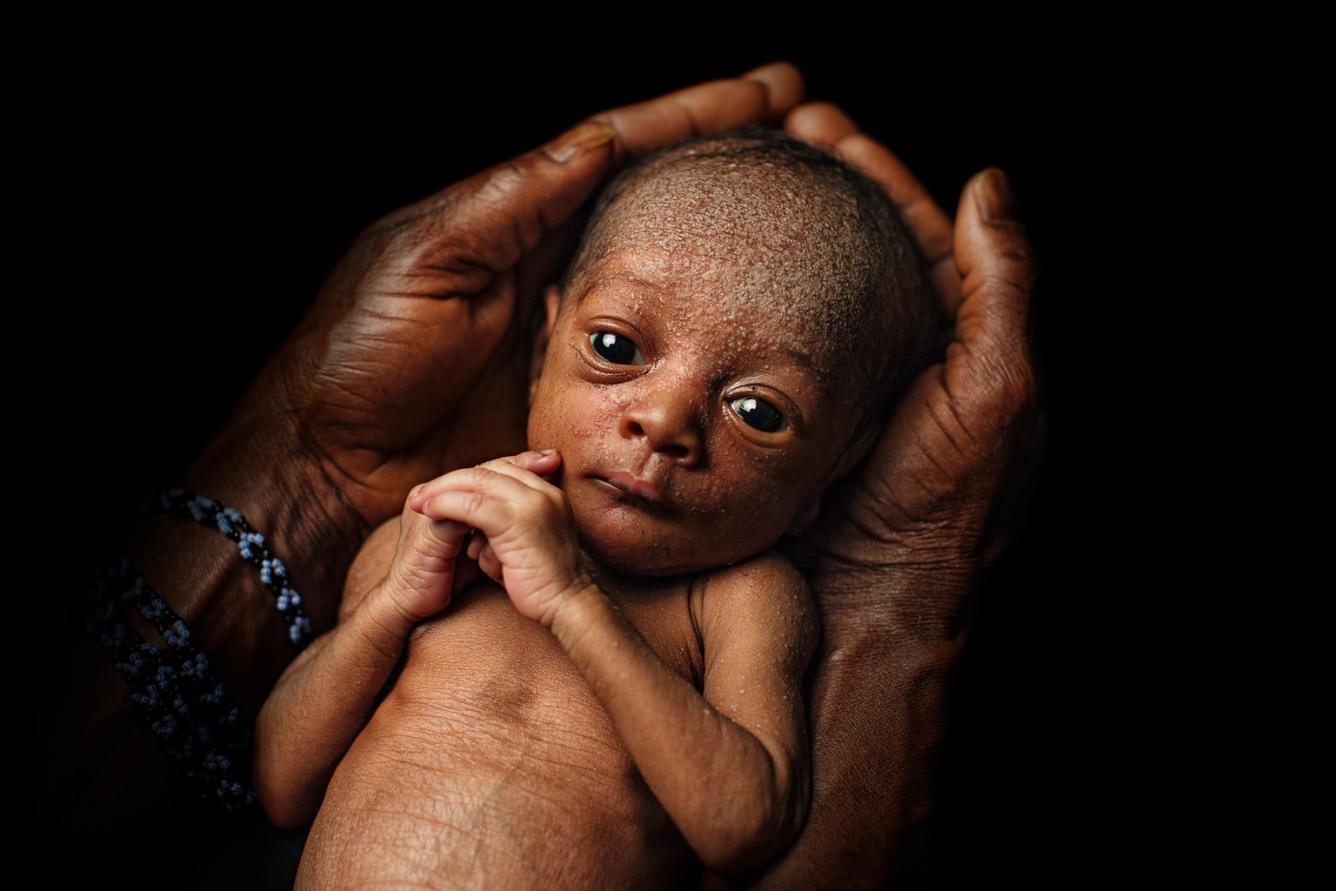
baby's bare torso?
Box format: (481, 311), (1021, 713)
(296, 575), (706, 890)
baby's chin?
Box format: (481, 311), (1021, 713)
(573, 509), (697, 577)
(571, 505), (791, 582)
(570, 497), (722, 578)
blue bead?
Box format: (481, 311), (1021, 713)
(164, 620), (189, 647)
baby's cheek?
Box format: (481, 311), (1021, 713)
(702, 459), (796, 523)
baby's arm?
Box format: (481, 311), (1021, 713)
(552, 548), (819, 878)
(252, 515), (416, 828)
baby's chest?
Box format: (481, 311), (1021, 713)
(400, 578), (703, 708)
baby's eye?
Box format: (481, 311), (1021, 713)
(589, 331), (645, 366)
(729, 396), (787, 433)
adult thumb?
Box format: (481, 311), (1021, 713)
(952, 168), (1040, 413)
(369, 118), (621, 282)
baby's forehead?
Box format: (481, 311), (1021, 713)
(589, 165), (877, 315)
(601, 163), (843, 261)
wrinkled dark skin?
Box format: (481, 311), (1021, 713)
(45, 61), (1042, 889)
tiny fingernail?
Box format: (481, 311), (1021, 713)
(977, 167), (1014, 223)
(542, 120), (617, 164)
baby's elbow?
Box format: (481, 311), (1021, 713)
(697, 828), (785, 880)
(254, 770), (314, 831)
(252, 729), (314, 829)
(696, 803), (799, 879)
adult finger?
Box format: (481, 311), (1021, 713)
(782, 101), (963, 316)
(976, 403), (1048, 571)
(951, 167), (1039, 422)
(369, 62), (807, 279)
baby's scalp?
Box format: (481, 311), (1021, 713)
(559, 124), (943, 471)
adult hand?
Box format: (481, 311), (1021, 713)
(701, 102), (1044, 889)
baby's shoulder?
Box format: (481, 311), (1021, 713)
(690, 547), (814, 633)
(697, 547), (804, 592)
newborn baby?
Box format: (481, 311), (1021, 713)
(254, 124), (941, 889)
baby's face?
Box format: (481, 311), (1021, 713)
(527, 239), (863, 577)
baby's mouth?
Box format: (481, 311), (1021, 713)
(591, 473), (675, 513)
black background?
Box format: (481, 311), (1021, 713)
(28, 34), (1157, 888)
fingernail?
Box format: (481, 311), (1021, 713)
(977, 167), (1014, 223)
(542, 120), (617, 164)
(538, 449), (556, 458)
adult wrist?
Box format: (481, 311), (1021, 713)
(124, 386), (370, 716)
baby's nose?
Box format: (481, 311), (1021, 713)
(619, 389), (704, 465)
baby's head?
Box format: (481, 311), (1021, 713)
(527, 125), (942, 577)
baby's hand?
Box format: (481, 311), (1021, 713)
(383, 450), (563, 626)
(408, 449), (591, 628)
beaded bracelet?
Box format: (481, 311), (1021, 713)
(136, 488), (313, 651)
(75, 553), (257, 812)
(72, 485), (332, 813)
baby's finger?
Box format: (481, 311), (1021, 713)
(478, 543), (503, 584)
(478, 449), (562, 481)
(416, 475), (537, 541)
(467, 531), (485, 562)
(410, 451), (560, 511)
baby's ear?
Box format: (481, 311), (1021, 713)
(528, 283), (563, 406)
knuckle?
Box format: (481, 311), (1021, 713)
(974, 348), (1034, 419)
(975, 270), (1029, 304)
(540, 489), (568, 519)
(464, 490), (489, 515)
(465, 466), (495, 485)
(1001, 371), (1037, 420)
